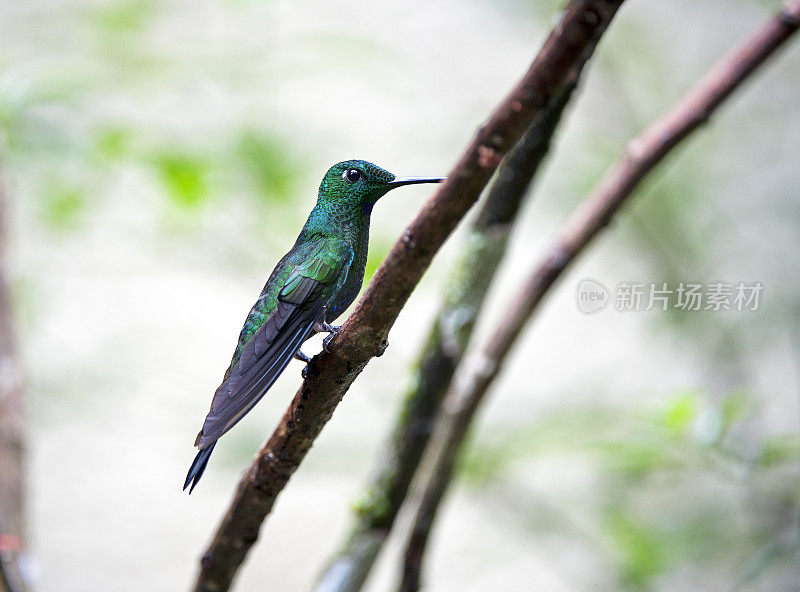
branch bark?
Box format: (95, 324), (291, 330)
(398, 3), (800, 590)
(0, 171), (28, 592)
(191, 2), (625, 591)
(309, 24), (617, 592)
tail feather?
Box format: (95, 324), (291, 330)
(184, 443), (216, 493)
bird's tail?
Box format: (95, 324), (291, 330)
(184, 443), (216, 494)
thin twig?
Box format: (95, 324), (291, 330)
(398, 3), (800, 591)
(309, 25), (616, 592)
(191, 2), (625, 591)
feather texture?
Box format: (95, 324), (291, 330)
(189, 237), (353, 461)
(183, 160), (442, 492)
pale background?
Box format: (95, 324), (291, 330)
(2, 0), (800, 590)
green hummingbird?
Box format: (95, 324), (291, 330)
(184, 160), (444, 492)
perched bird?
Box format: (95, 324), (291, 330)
(184, 160), (444, 492)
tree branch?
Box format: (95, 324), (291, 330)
(190, 2), (625, 591)
(0, 170), (28, 592)
(309, 26), (616, 592)
(398, 3), (800, 590)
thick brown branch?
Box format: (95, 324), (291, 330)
(0, 171), (28, 592)
(191, 2), (625, 591)
(398, 3), (800, 591)
(309, 29), (614, 592)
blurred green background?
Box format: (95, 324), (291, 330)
(2, 0), (799, 590)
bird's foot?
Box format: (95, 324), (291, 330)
(313, 321), (341, 353)
(313, 320), (340, 335)
(294, 349), (312, 364)
(295, 349), (312, 378)
(322, 333), (336, 353)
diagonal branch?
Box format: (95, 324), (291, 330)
(309, 25), (616, 592)
(191, 2), (625, 591)
(397, 3), (800, 591)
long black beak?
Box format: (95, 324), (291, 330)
(386, 176), (446, 189)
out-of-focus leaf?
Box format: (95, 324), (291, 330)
(758, 435), (800, 468)
(595, 439), (682, 476)
(459, 443), (510, 484)
(153, 152), (210, 208)
(719, 388), (752, 433)
(91, 0), (156, 32)
(236, 130), (299, 203)
(658, 391), (699, 437)
(604, 511), (671, 589)
(41, 185), (86, 230)
(94, 126), (133, 160)
(350, 488), (391, 523)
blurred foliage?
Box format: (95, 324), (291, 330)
(152, 151), (211, 208)
(235, 129), (300, 204)
(0, 0), (306, 244)
(759, 434), (800, 468)
(460, 388), (800, 590)
(90, 0), (157, 33)
(603, 511), (672, 589)
(93, 126), (134, 160)
(40, 182), (86, 230)
(1, 0), (799, 590)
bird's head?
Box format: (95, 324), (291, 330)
(318, 160), (444, 214)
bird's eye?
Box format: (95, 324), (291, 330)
(343, 168), (361, 183)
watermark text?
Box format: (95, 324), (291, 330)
(576, 280), (762, 314)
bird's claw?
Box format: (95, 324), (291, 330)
(295, 349), (312, 378)
(313, 320), (340, 335)
(294, 349), (312, 363)
(312, 321), (340, 353)
(322, 332), (336, 353)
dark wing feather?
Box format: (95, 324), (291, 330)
(194, 238), (353, 449)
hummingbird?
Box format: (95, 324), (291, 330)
(184, 160), (444, 492)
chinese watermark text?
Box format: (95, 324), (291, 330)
(577, 280), (762, 313)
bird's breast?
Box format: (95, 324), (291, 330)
(326, 227), (369, 322)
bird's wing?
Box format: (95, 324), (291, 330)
(195, 237), (354, 448)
